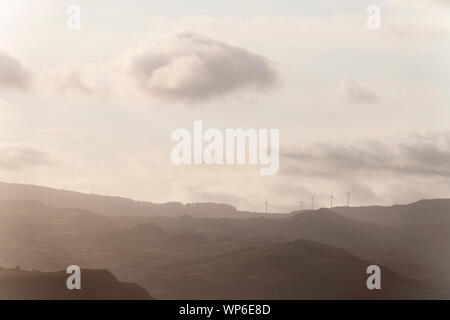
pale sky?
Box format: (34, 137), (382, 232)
(0, 0), (449, 212)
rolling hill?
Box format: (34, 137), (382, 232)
(0, 268), (152, 299)
(140, 239), (425, 299)
(333, 199), (450, 227)
(0, 181), (262, 218)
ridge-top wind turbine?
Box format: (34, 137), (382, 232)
(345, 192), (351, 207)
(264, 200), (268, 217)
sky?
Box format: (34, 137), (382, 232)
(0, 0), (449, 212)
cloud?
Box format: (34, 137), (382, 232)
(43, 66), (110, 99)
(57, 70), (94, 97)
(340, 77), (378, 104)
(282, 132), (450, 179)
(0, 146), (53, 170)
(278, 132), (450, 205)
(0, 52), (30, 91)
(127, 30), (280, 102)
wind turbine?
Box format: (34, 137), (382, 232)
(330, 193), (334, 208)
(299, 200), (303, 211)
(310, 196), (314, 210)
(264, 200), (268, 217)
(345, 192), (351, 207)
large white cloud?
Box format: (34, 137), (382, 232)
(0, 52), (30, 91)
(127, 31), (280, 102)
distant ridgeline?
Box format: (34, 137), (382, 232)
(0, 181), (262, 218)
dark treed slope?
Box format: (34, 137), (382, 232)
(0, 268), (152, 299)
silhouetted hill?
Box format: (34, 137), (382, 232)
(1, 185), (448, 299)
(151, 208), (402, 259)
(278, 209), (400, 256)
(332, 200), (450, 283)
(0, 200), (174, 254)
(0, 268), (152, 299)
(333, 199), (450, 227)
(142, 239), (425, 299)
(0, 181), (263, 218)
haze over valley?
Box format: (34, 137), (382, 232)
(0, 181), (448, 299)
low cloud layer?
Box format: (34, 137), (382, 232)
(340, 77), (378, 104)
(128, 31), (280, 102)
(282, 132), (450, 179)
(279, 132), (450, 205)
(0, 52), (30, 91)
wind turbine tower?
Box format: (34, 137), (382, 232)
(310, 196), (314, 210)
(330, 193), (334, 208)
(265, 200), (268, 217)
(346, 192), (351, 207)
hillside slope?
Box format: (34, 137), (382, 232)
(0, 268), (153, 300)
(333, 199), (450, 227)
(142, 239), (426, 299)
(0, 181), (261, 218)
